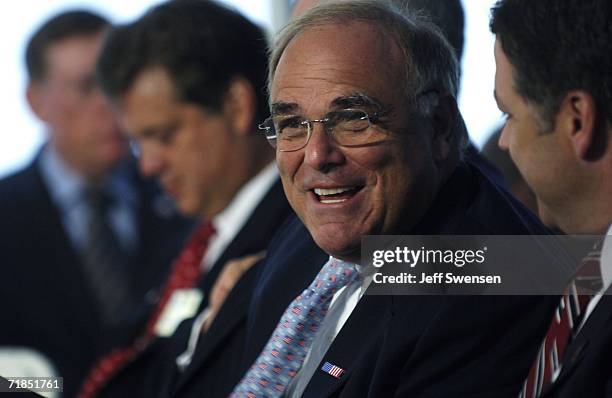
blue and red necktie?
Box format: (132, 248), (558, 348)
(232, 257), (358, 397)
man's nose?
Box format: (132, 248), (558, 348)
(138, 144), (165, 178)
(303, 122), (346, 172)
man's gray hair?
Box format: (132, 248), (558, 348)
(269, 0), (460, 116)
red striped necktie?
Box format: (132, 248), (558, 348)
(78, 221), (215, 398)
(520, 245), (602, 398)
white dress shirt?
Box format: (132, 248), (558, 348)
(577, 224), (612, 329)
(201, 162), (278, 271)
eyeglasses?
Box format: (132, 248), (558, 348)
(258, 108), (387, 152)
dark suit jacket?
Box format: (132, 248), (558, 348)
(0, 155), (193, 397)
(541, 294), (612, 397)
(97, 177), (294, 398)
(240, 161), (558, 398)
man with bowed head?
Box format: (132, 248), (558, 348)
(78, 1), (293, 396)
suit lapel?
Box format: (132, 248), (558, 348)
(29, 162), (102, 343)
(172, 180), (292, 392)
(302, 295), (393, 398)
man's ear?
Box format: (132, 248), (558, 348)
(559, 90), (600, 160)
(222, 76), (257, 137)
(26, 81), (48, 122)
(431, 93), (457, 162)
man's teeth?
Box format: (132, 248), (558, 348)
(313, 187), (357, 204)
(313, 187), (354, 196)
(320, 198), (346, 204)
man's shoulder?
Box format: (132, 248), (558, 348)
(260, 215), (327, 272)
(0, 161), (46, 209)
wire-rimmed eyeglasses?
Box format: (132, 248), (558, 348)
(258, 108), (387, 152)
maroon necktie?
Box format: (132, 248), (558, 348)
(78, 221), (215, 398)
(520, 245), (602, 398)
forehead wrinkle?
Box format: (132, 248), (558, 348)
(272, 22), (404, 117)
(331, 93), (384, 111)
(273, 75), (385, 114)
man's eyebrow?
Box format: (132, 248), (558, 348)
(140, 126), (161, 138)
(270, 102), (299, 115)
(270, 94), (386, 116)
(330, 94), (384, 111)
(138, 120), (178, 139)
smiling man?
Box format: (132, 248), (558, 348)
(233, 1), (557, 397)
(269, 20), (451, 262)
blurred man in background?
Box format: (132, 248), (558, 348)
(0, 9), (193, 396)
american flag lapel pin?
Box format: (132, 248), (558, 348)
(321, 361), (345, 378)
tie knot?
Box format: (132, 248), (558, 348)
(311, 258), (358, 296)
(85, 184), (113, 212)
(193, 221), (217, 242)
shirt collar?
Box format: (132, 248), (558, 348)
(39, 143), (138, 210)
(600, 224), (612, 290)
(39, 144), (86, 210)
(210, 162), (278, 243)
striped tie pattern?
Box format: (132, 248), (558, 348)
(231, 258), (358, 398)
(78, 221), (215, 398)
(520, 246), (602, 398)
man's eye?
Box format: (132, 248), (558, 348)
(74, 76), (96, 96)
(330, 110), (369, 132)
(158, 129), (177, 145)
(277, 117), (304, 130)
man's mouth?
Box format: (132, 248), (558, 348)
(313, 186), (363, 204)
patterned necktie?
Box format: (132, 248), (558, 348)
(82, 185), (131, 328)
(520, 245), (602, 398)
(232, 257), (358, 398)
(78, 221), (215, 398)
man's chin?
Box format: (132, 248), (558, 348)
(175, 199), (199, 218)
(311, 231), (361, 263)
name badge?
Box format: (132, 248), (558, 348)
(154, 288), (203, 337)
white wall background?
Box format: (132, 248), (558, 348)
(0, 0), (501, 178)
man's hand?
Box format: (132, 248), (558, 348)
(203, 251), (266, 333)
